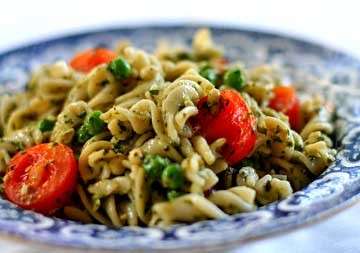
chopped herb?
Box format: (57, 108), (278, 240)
(266, 139), (272, 148)
(100, 80), (109, 86)
(327, 157), (335, 163)
(238, 169), (248, 178)
(308, 155), (318, 162)
(317, 135), (325, 141)
(38, 118), (56, 132)
(265, 180), (272, 191)
(92, 197), (101, 211)
(149, 83), (160, 95)
(295, 141), (303, 150)
(167, 190), (183, 200)
(275, 126), (281, 134)
(176, 52), (192, 61)
(113, 140), (127, 153)
(12, 141), (24, 151)
(258, 126), (267, 133)
(0, 176), (3, 193)
(63, 115), (74, 124)
(238, 158), (256, 168)
(79, 111), (87, 118)
(149, 89), (159, 95)
(273, 136), (282, 143)
(75, 150), (81, 160)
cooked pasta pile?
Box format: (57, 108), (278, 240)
(0, 29), (336, 227)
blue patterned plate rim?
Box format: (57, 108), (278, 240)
(0, 24), (360, 252)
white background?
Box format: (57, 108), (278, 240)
(0, 0), (360, 252)
(1, 0), (360, 58)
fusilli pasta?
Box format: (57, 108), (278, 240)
(0, 29), (336, 227)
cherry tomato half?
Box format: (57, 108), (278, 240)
(4, 143), (78, 214)
(268, 86), (301, 130)
(69, 48), (116, 73)
(191, 89), (257, 165)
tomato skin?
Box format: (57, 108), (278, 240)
(268, 86), (301, 130)
(191, 90), (257, 165)
(4, 143), (78, 214)
(286, 97), (301, 131)
(69, 48), (116, 73)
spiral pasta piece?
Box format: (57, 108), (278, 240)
(255, 174), (293, 205)
(30, 61), (77, 103)
(208, 186), (256, 214)
(152, 193), (227, 226)
(292, 108), (336, 175)
(51, 101), (89, 144)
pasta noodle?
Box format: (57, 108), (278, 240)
(0, 29), (337, 227)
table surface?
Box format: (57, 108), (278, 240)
(0, 0), (360, 252)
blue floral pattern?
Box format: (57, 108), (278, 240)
(0, 26), (359, 252)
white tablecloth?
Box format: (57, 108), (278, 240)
(0, 1), (359, 252)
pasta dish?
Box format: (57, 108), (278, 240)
(0, 29), (336, 227)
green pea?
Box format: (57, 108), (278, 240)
(108, 57), (132, 80)
(86, 111), (106, 135)
(161, 163), (184, 190)
(167, 190), (183, 201)
(143, 154), (170, 180)
(224, 67), (246, 90)
(76, 111), (106, 143)
(76, 124), (92, 144)
(113, 140), (127, 153)
(38, 118), (55, 132)
(199, 65), (218, 84)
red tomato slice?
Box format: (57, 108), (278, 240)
(191, 90), (257, 165)
(69, 48), (116, 73)
(268, 86), (301, 130)
(4, 143), (78, 214)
